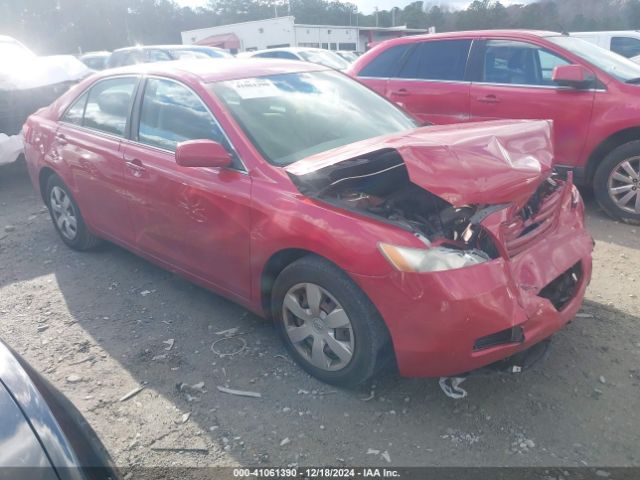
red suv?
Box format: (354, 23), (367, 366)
(350, 30), (640, 223)
(23, 60), (592, 386)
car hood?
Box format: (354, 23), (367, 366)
(285, 120), (554, 208)
(0, 55), (91, 90)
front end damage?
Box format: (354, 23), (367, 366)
(286, 120), (594, 377)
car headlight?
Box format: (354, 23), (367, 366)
(378, 243), (490, 273)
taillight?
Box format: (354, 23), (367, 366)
(22, 122), (31, 143)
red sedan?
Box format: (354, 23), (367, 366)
(23, 59), (593, 386)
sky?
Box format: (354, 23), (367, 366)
(176, 0), (537, 15)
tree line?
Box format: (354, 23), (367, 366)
(3, 0), (640, 55)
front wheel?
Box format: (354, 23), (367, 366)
(271, 256), (392, 387)
(594, 142), (640, 224)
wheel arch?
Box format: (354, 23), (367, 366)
(38, 166), (58, 203)
(260, 248), (318, 317)
(586, 127), (640, 182)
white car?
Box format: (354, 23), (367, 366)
(240, 47), (350, 70)
(570, 31), (640, 58)
(0, 36), (91, 166)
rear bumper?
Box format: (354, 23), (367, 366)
(352, 185), (593, 378)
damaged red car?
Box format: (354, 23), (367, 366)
(23, 60), (593, 386)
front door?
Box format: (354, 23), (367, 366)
(122, 77), (252, 299)
(469, 39), (595, 167)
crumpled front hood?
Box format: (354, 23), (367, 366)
(0, 55), (91, 91)
(285, 120), (554, 208)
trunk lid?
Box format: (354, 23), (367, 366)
(285, 119), (554, 208)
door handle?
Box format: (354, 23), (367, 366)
(477, 94), (500, 104)
(125, 157), (146, 176)
(392, 88), (410, 97)
(55, 133), (68, 145)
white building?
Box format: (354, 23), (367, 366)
(181, 16), (427, 54)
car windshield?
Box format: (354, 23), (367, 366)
(548, 35), (640, 82)
(298, 50), (350, 70)
(210, 70), (417, 166)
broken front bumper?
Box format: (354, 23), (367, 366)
(352, 183), (593, 378)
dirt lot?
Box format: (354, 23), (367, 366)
(1, 158), (639, 474)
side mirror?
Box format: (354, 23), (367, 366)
(552, 64), (595, 89)
(175, 140), (232, 168)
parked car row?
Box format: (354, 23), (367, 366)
(78, 44), (360, 72)
(239, 47), (351, 70)
(79, 44), (232, 71)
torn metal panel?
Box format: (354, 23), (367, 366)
(286, 119), (554, 208)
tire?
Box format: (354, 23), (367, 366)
(593, 141), (640, 224)
(271, 255), (392, 387)
(45, 174), (102, 250)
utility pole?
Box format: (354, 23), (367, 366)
(375, 7), (379, 27)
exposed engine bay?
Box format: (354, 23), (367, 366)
(293, 149), (502, 258)
(288, 146), (565, 264)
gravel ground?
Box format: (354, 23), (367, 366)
(1, 158), (639, 475)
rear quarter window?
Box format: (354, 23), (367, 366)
(357, 43), (413, 78)
(61, 92), (88, 125)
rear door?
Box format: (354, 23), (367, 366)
(121, 77), (252, 298)
(469, 39), (595, 167)
(54, 76), (139, 243)
(384, 39), (473, 124)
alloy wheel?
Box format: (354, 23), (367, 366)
(608, 156), (640, 214)
(50, 186), (78, 240)
(282, 282), (354, 371)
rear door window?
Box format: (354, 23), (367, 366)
(358, 43), (413, 78)
(397, 40), (471, 81)
(62, 92), (88, 125)
(83, 77), (138, 136)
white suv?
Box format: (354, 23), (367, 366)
(570, 31), (640, 58)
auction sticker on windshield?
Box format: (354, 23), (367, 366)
(227, 78), (282, 99)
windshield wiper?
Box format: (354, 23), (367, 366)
(626, 77), (640, 84)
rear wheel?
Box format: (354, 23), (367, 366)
(271, 255), (392, 387)
(594, 142), (640, 224)
(45, 175), (102, 250)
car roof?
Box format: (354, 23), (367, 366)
(387, 29), (562, 44)
(95, 58), (327, 83)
